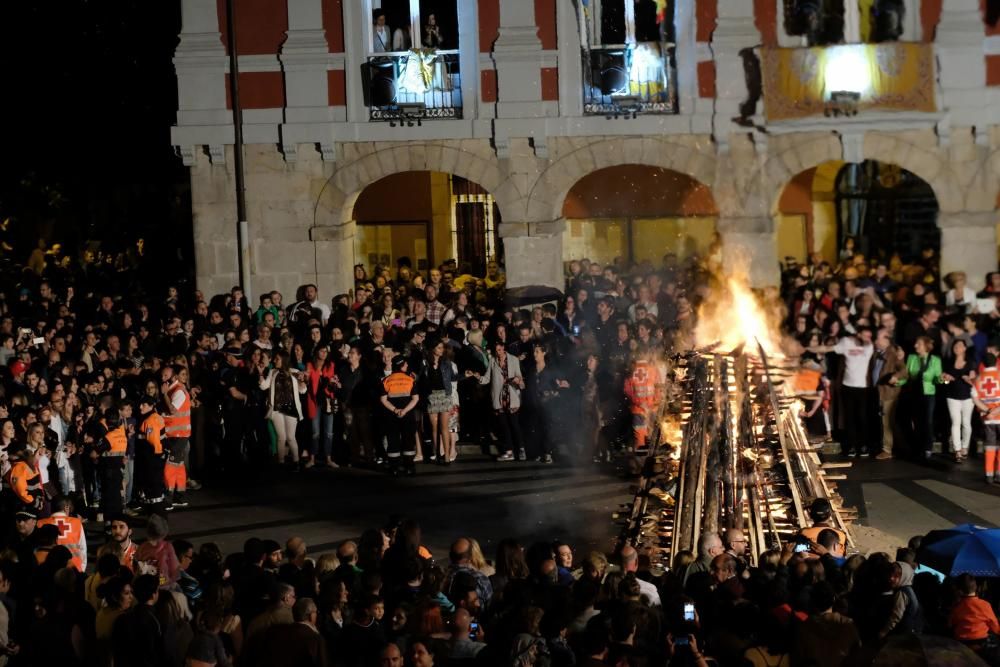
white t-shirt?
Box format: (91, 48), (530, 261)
(834, 336), (874, 388)
(946, 286), (977, 312)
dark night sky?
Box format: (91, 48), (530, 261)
(0, 1), (189, 266)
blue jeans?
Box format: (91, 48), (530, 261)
(312, 412), (335, 462)
(124, 457), (135, 504)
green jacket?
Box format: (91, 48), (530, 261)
(898, 353), (943, 395)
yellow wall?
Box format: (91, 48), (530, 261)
(776, 214), (808, 264)
(563, 217), (716, 264)
(813, 201), (838, 264)
(631, 217), (716, 262)
(429, 172), (453, 268)
(564, 218), (628, 264)
(354, 223), (429, 271)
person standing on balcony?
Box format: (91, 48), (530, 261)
(373, 12), (390, 53)
(423, 14), (443, 48)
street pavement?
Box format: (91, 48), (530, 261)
(122, 448), (1000, 561)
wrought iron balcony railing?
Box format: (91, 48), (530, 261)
(362, 50), (462, 122)
(583, 44), (678, 116)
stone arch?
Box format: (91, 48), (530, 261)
(311, 142), (515, 228)
(762, 132), (955, 213)
(527, 137), (718, 224)
(762, 135), (844, 214)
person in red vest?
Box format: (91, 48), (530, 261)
(623, 356), (662, 452)
(972, 352), (1000, 483)
(161, 365), (193, 507)
(37, 495), (87, 572)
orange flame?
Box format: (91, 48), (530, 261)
(695, 274), (784, 357)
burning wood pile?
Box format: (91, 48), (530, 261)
(615, 279), (855, 568)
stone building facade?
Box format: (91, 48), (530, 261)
(172, 0), (1000, 299)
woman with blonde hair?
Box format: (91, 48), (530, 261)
(467, 538), (495, 577)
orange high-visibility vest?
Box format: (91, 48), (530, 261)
(104, 425), (128, 457)
(164, 382), (192, 438)
(9, 460), (40, 505)
(140, 412), (165, 455)
(37, 512), (87, 572)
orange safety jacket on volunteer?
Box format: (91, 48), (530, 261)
(164, 382), (192, 438)
(37, 511), (87, 572)
(140, 412), (166, 454)
(9, 460), (41, 506)
(382, 371), (417, 406)
(974, 367), (1000, 425)
(103, 425), (128, 459)
(624, 360), (659, 413)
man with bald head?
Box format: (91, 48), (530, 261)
(723, 528), (750, 577)
(279, 536), (316, 599)
(444, 537), (493, 607)
(682, 532), (724, 588)
(620, 545), (661, 607)
(380, 642), (403, 667)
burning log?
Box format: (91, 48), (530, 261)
(615, 344), (855, 566)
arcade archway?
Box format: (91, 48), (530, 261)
(561, 164), (718, 266)
(352, 171), (501, 276)
(777, 159), (939, 266)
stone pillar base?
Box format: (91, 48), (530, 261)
(500, 221), (565, 290)
(939, 212), (998, 287)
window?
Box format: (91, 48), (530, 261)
(450, 176), (500, 275)
(364, 0), (463, 121)
(783, 0), (905, 46)
(581, 0), (677, 115)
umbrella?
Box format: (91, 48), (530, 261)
(505, 285), (563, 308)
(917, 523), (1000, 577)
(872, 634), (987, 667)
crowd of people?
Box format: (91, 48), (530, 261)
(1, 237), (1000, 664)
(783, 245), (1000, 481)
(5, 501), (1000, 666)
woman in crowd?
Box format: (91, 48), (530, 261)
(898, 336), (943, 461)
(258, 350), (307, 468)
(423, 338), (455, 464)
(305, 345), (339, 468)
(941, 338), (976, 462)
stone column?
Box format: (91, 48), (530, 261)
(173, 0), (231, 149)
(309, 222), (357, 297)
(717, 217), (780, 288)
(492, 1), (546, 118)
(936, 0), (987, 143)
(279, 0), (334, 161)
(500, 220), (566, 290)
(712, 0), (761, 146)
(939, 212), (998, 286)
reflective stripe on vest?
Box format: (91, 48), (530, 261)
(105, 427), (128, 456)
(163, 384), (192, 438)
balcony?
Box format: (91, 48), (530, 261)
(362, 50), (462, 122)
(583, 44), (677, 116)
(761, 42), (935, 122)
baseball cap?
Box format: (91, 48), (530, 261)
(14, 509), (37, 521)
(391, 355), (407, 371)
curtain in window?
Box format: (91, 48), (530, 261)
(761, 42), (935, 121)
